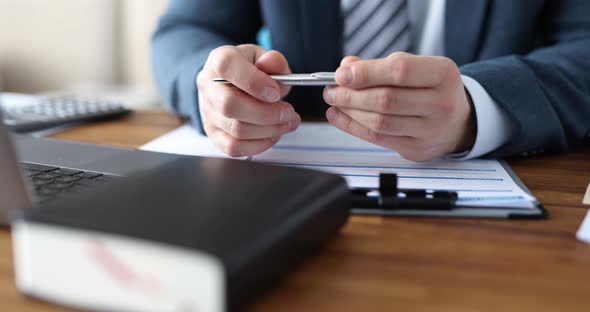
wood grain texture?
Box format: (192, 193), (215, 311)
(49, 110), (185, 148)
(1, 111), (589, 312)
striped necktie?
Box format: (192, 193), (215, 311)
(341, 0), (411, 59)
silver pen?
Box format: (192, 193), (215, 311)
(213, 72), (337, 86)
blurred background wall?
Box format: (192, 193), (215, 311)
(0, 0), (168, 107)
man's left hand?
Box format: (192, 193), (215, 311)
(323, 52), (476, 162)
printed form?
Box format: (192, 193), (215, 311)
(141, 123), (537, 209)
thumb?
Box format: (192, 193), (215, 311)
(255, 50), (292, 97)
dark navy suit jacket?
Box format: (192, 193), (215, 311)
(152, 0), (590, 158)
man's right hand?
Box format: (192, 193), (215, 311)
(197, 44), (300, 157)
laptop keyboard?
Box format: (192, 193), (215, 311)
(21, 162), (120, 203)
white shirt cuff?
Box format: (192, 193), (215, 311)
(449, 75), (515, 159)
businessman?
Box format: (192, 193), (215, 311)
(152, 0), (590, 161)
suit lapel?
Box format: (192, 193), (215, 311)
(445, 0), (490, 66)
(297, 0), (342, 71)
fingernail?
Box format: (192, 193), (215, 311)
(337, 67), (353, 86)
(280, 106), (294, 122)
(324, 88), (336, 104)
(261, 87), (280, 102)
(326, 108), (339, 121)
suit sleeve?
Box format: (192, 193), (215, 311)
(151, 0), (262, 133)
(460, 0), (590, 158)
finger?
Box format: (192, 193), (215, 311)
(335, 52), (458, 89)
(338, 108), (425, 137)
(211, 111), (300, 140)
(340, 56), (362, 67)
(207, 45), (282, 103)
(199, 92), (227, 133)
(204, 123), (281, 157)
(326, 107), (447, 162)
(254, 50), (291, 74)
(323, 86), (441, 116)
(325, 107), (414, 152)
(255, 50), (292, 98)
(202, 81), (296, 125)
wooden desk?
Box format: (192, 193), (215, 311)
(2, 111), (590, 312)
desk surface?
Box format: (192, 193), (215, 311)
(2, 111), (590, 312)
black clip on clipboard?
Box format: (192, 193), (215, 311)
(351, 173), (458, 211)
(350, 173), (548, 219)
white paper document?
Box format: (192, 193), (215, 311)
(577, 209), (590, 244)
(584, 182), (590, 205)
(141, 123), (537, 209)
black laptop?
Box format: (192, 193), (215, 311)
(0, 109), (181, 225)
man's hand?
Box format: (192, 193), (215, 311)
(197, 44), (301, 157)
(323, 53), (476, 162)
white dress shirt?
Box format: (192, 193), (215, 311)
(200, 0), (515, 159)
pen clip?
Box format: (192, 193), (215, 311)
(310, 72), (336, 80)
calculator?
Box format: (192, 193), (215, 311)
(1, 94), (132, 133)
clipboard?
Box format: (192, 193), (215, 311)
(351, 161), (548, 219)
(140, 123), (547, 219)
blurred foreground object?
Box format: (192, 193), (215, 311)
(12, 156), (350, 311)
